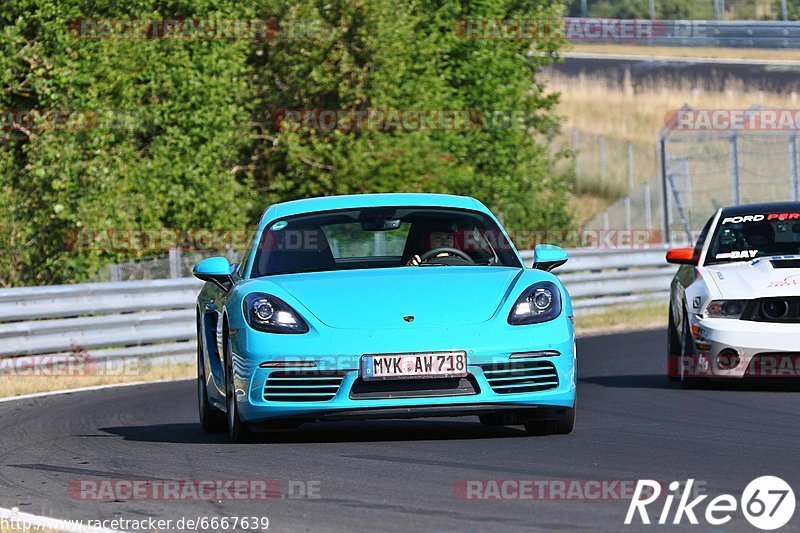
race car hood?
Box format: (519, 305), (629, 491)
(705, 255), (800, 299)
(264, 266), (523, 329)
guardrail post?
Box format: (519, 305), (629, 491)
(782, 0), (789, 21)
(644, 183), (653, 232)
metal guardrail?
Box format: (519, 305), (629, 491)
(566, 19), (800, 49)
(0, 248), (674, 372)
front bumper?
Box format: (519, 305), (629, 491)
(687, 315), (800, 378)
(231, 317), (576, 423)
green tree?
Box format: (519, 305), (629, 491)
(248, 0), (572, 233)
(0, 0), (255, 285)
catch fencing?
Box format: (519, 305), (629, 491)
(585, 104), (800, 246)
(0, 248), (673, 373)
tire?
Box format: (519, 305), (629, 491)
(198, 324), (225, 433)
(224, 324), (253, 443)
(667, 309), (681, 382)
(525, 401), (575, 436)
(679, 312), (702, 389)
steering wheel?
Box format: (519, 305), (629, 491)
(418, 247), (475, 264)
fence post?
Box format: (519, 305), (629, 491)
(649, 0), (656, 19)
(782, 0), (789, 21)
(624, 196), (632, 231)
(729, 133), (740, 205)
(572, 128), (579, 177)
(169, 247), (182, 279)
(627, 143), (635, 192)
(580, 0), (587, 17)
(599, 135), (606, 185)
(658, 136), (670, 244)
(644, 182), (653, 232)
(790, 133), (799, 201)
(110, 264), (121, 282)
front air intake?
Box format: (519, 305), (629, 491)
(479, 360), (559, 394)
(263, 371), (346, 402)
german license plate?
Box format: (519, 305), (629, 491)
(361, 351), (467, 381)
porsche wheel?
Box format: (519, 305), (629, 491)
(224, 325), (252, 443)
(198, 337), (225, 433)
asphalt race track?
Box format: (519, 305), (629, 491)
(1, 329), (799, 532)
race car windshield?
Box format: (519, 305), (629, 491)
(706, 212), (800, 265)
(251, 207), (521, 276)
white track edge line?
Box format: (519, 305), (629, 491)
(0, 377), (194, 532)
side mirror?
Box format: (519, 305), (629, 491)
(666, 247), (698, 265)
(533, 244), (569, 271)
(193, 257), (233, 286)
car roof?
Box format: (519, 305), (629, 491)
(258, 193), (488, 229)
(720, 201), (800, 217)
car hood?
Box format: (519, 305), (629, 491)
(266, 267), (523, 329)
(705, 256), (800, 299)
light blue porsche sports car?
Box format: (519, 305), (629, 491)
(193, 193), (576, 442)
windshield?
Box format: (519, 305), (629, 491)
(251, 207), (521, 276)
(706, 211), (800, 265)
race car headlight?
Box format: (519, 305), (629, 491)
(705, 300), (746, 319)
(243, 293), (309, 334)
(508, 281), (562, 325)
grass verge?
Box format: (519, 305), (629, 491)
(574, 301), (668, 337)
(0, 362), (194, 399)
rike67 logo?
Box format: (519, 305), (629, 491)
(626, 477), (795, 530)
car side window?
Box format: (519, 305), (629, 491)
(694, 217), (714, 259)
(237, 236), (255, 277)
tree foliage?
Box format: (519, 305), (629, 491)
(0, 0), (571, 286)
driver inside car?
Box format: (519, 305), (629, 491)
(406, 228), (461, 266)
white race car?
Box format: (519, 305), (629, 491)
(666, 202), (800, 386)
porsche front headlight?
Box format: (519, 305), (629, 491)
(243, 293), (309, 334)
(508, 282), (562, 325)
